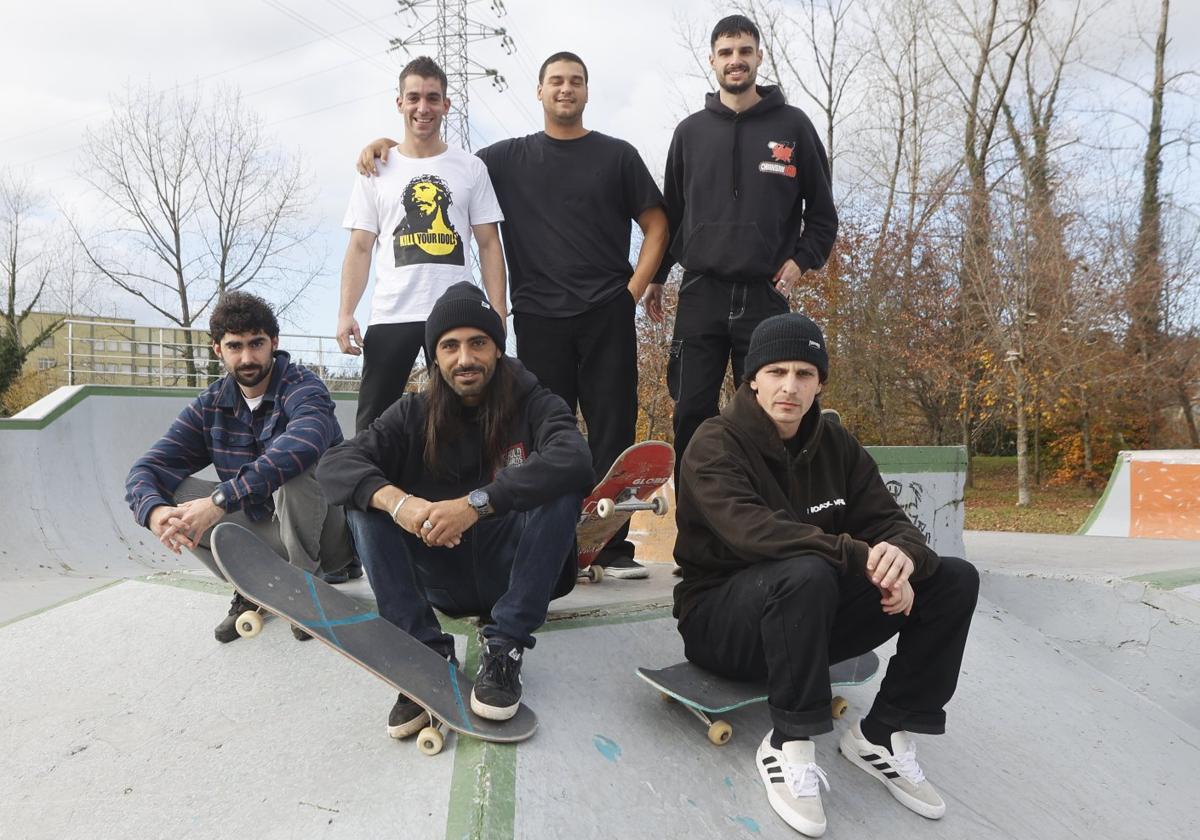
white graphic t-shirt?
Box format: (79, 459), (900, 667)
(342, 146), (503, 325)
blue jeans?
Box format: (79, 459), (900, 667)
(346, 493), (582, 656)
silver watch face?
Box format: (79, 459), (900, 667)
(211, 489), (227, 509)
(469, 490), (489, 510)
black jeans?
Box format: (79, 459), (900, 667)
(678, 556), (979, 737)
(345, 493), (582, 656)
(668, 273), (789, 481)
(513, 291), (639, 563)
(356, 321), (426, 433)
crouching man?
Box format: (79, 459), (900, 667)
(125, 292), (356, 643)
(672, 312), (979, 837)
(317, 281), (592, 737)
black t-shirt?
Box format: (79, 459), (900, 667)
(477, 131), (664, 318)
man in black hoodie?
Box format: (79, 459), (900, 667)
(646, 15), (839, 479)
(674, 313), (978, 837)
(317, 282), (593, 737)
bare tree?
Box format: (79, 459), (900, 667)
(72, 83), (318, 385)
(1, 172), (68, 407)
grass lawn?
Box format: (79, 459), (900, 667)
(964, 455), (1103, 534)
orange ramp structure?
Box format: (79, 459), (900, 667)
(1079, 450), (1200, 540)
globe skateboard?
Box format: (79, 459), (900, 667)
(577, 440), (674, 583)
(637, 652), (880, 746)
(210, 522), (537, 755)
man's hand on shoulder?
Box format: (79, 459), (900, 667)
(357, 138), (398, 177)
(155, 498), (225, 554)
(867, 541), (914, 593)
(421, 497), (479, 548)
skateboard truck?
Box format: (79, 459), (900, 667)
(595, 495), (669, 519)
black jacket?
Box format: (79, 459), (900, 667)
(317, 359), (593, 515)
(672, 384), (939, 621)
(655, 85), (838, 283)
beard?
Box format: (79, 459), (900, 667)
(231, 360), (272, 388)
(718, 64), (757, 94)
(444, 363), (494, 399)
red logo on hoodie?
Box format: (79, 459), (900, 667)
(759, 141), (797, 178)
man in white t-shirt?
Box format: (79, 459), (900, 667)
(339, 55), (506, 433)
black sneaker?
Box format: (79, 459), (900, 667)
(387, 693), (430, 739)
(214, 592), (258, 644)
(598, 554), (649, 579)
(470, 638), (524, 720)
(291, 624), (312, 641)
(321, 557), (364, 585)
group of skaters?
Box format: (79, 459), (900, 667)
(123, 14), (979, 838)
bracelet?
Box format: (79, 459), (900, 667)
(391, 494), (410, 520)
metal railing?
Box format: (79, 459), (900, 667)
(58, 319), (384, 392)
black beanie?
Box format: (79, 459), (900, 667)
(744, 313), (829, 382)
(424, 282), (506, 364)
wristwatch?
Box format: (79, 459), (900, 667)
(210, 486), (229, 510)
(467, 489), (494, 518)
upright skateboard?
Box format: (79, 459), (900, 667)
(577, 440), (674, 582)
(637, 652), (880, 746)
(210, 522), (537, 755)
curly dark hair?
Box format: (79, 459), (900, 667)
(209, 291), (279, 343)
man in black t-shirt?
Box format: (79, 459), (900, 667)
(358, 51), (669, 579)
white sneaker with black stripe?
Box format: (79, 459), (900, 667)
(755, 732), (829, 837)
(838, 721), (946, 819)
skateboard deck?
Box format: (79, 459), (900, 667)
(577, 440), (674, 582)
(210, 522), (537, 753)
(637, 652), (880, 745)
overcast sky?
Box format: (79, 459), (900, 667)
(2, 0), (1197, 340)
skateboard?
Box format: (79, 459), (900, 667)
(636, 652), (880, 746)
(576, 440), (674, 583)
(210, 522), (537, 755)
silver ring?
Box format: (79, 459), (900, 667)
(422, 519), (432, 530)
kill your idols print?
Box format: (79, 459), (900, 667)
(393, 174), (465, 267)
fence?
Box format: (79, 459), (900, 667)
(55, 320), (389, 391)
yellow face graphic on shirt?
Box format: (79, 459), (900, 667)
(393, 174), (464, 266)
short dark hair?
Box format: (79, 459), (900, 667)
(538, 51), (589, 84)
(209, 292), (279, 344)
(710, 14), (760, 48)
(399, 56), (448, 96)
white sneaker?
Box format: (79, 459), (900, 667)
(838, 721), (946, 819)
(755, 731), (830, 837)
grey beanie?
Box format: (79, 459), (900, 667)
(745, 313), (829, 382)
(424, 282), (505, 363)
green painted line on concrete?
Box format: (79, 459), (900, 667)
(445, 630), (518, 840)
(140, 571), (232, 597)
(0, 579), (125, 628)
(542, 601), (673, 632)
(1077, 456), (1125, 534)
(0, 385), (199, 430)
(1126, 568), (1200, 590)
(867, 445), (966, 474)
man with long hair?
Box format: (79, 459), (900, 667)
(318, 281), (592, 735)
(126, 292), (356, 643)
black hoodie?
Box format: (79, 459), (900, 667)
(317, 358), (593, 516)
(655, 85), (838, 283)
(672, 384), (939, 622)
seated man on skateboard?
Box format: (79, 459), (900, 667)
(673, 312), (979, 838)
(125, 292), (357, 643)
(317, 281), (593, 735)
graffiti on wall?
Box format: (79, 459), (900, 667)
(886, 479), (932, 544)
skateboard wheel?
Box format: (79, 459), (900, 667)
(831, 696), (849, 719)
(236, 610), (263, 639)
(707, 720), (733, 746)
(417, 726), (444, 756)
(651, 495), (669, 516)
(596, 498), (615, 519)
(586, 565), (604, 584)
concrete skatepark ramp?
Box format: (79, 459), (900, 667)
(3, 386), (1198, 838)
(1078, 449), (1200, 540)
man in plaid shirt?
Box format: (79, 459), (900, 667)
(125, 292), (356, 643)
